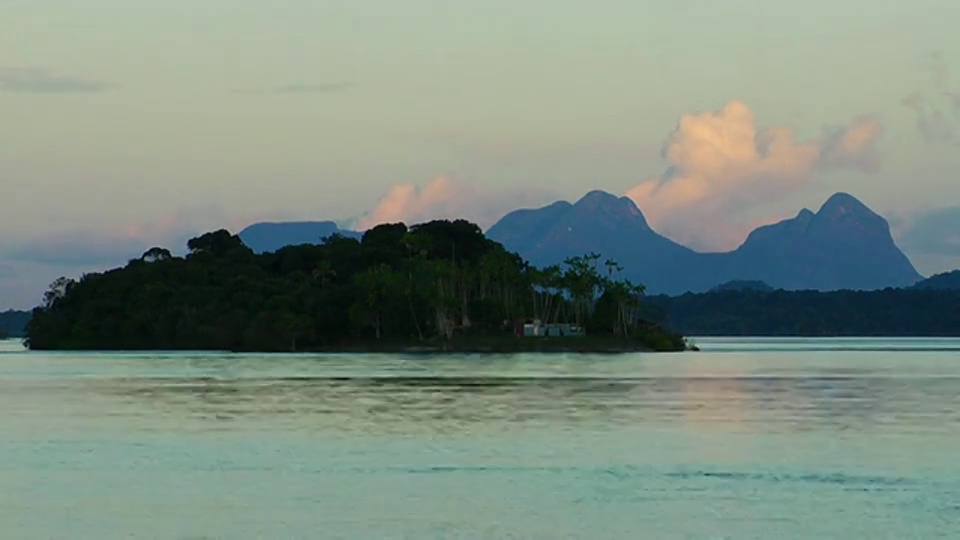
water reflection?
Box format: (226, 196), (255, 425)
(2, 345), (959, 437)
(89, 371), (960, 435)
(3, 343), (960, 539)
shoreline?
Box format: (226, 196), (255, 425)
(25, 336), (695, 354)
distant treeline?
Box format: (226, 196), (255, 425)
(0, 310), (30, 338)
(643, 288), (960, 336)
(25, 220), (685, 352)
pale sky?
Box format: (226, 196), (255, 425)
(3, 0), (960, 308)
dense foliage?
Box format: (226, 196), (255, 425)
(644, 288), (960, 336)
(0, 310), (30, 338)
(26, 220), (685, 352)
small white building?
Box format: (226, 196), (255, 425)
(519, 320), (584, 337)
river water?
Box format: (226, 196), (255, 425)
(1, 338), (958, 538)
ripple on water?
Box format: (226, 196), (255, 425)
(1, 340), (959, 538)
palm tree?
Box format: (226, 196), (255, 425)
(604, 258), (623, 278)
(562, 253), (602, 328)
(603, 278), (646, 337)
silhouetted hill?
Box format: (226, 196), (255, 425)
(912, 270), (960, 290)
(0, 310), (30, 338)
(710, 280), (774, 292)
(235, 191), (921, 293)
(486, 191), (707, 293)
(488, 190), (922, 294)
(482, 200), (573, 256)
(729, 193), (922, 290)
(238, 221), (360, 253)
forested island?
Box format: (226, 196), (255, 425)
(25, 220), (688, 352)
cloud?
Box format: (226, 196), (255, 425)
(0, 67), (111, 94)
(2, 236), (145, 267)
(819, 117), (883, 171)
(891, 204), (960, 276)
(902, 52), (960, 144)
(949, 91), (960, 110)
(895, 205), (960, 257)
(236, 82), (356, 95)
(275, 82), (354, 94)
(0, 205), (231, 267)
(902, 93), (956, 143)
(624, 101), (883, 250)
(0, 206), (272, 310)
(356, 176), (555, 231)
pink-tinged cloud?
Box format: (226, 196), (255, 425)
(120, 205), (261, 247)
(625, 101), (883, 250)
(356, 176), (554, 231)
(1, 205), (240, 267)
(0, 207), (283, 309)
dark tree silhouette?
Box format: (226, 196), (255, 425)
(26, 219), (684, 352)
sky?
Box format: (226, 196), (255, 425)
(3, 0), (960, 309)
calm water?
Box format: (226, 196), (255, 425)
(1, 338), (959, 539)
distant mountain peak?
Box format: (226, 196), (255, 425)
(574, 190), (626, 212)
(242, 188), (923, 295)
(488, 189), (700, 292)
(810, 192), (888, 239)
(572, 190), (648, 226)
(818, 192), (874, 218)
(577, 189), (620, 203)
(730, 191), (920, 290)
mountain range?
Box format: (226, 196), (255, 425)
(238, 190), (923, 294)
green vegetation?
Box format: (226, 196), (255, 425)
(644, 288), (960, 336)
(26, 220), (687, 352)
(0, 310), (31, 338)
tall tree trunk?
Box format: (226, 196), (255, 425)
(407, 296), (423, 341)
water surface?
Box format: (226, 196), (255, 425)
(1, 338), (958, 538)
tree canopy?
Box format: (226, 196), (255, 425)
(26, 220), (685, 352)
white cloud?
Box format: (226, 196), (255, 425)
(356, 176), (554, 231)
(902, 52), (960, 145)
(625, 101), (883, 250)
